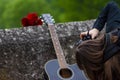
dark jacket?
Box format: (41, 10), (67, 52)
(93, 1), (120, 33)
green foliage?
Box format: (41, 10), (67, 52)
(57, 0), (110, 22)
(1, 0), (51, 28)
(0, 0), (119, 29)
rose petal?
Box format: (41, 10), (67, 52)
(37, 19), (43, 25)
(28, 19), (36, 26)
(21, 12), (43, 27)
(21, 17), (29, 27)
(27, 13), (38, 21)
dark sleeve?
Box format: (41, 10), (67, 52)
(93, 2), (110, 31)
(92, 13), (107, 31)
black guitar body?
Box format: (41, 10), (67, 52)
(44, 59), (88, 80)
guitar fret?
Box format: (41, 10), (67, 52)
(48, 24), (67, 68)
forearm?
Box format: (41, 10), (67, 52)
(93, 2), (110, 31)
(92, 17), (105, 31)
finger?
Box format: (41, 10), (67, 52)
(92, 35), (95, 39)
(80, 32), (86, 39)
(80, 34), (84, 39)
(91, 34), (96, 39)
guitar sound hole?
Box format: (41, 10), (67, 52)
(59, 68), (73, 79)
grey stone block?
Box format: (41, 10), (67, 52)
(0, 20), (95, 80)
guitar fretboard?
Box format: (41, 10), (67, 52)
(48, 24), (68, 69)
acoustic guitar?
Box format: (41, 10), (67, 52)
(41, 14), (88, 80)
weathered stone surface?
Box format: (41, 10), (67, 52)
(0, 19), (95, 80)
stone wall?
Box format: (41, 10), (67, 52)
(0, 20), (95, 80)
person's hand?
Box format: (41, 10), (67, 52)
(80, 28), (99, 39)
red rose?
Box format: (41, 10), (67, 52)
(27, 13), (38, 26)
(21, 17), (29, 27)
(21, 13), (43, 27)
(37, 19), (43, 25)
(27, 13), (38, 21)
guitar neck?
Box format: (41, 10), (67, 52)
(48, 24), (68, 69)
